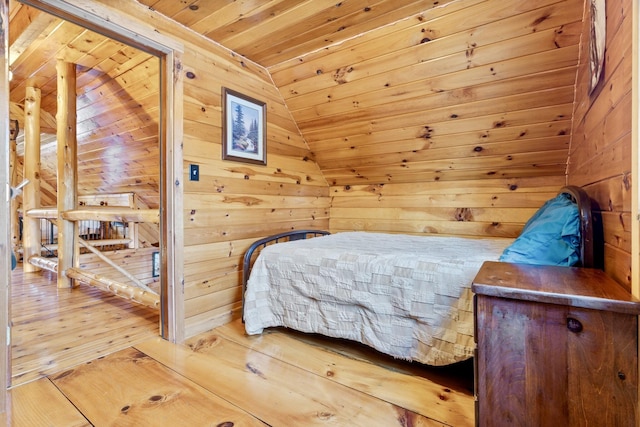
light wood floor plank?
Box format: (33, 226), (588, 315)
(212, 320), (474, 426)
(136, 335), (445, 426)
(50, 347), (265, 426)
(10, 264), (159, 386)
(3, 378), (89, 426)
(12, 319), (160, 384)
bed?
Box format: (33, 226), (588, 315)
(242, 186), (597, 366)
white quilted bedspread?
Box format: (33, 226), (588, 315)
(243, 232), (513, 366)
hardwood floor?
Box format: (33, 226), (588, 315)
(6, 265), (475, 426)
(10, 264), (159, 386)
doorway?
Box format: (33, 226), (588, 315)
(5, 0), (183, 386)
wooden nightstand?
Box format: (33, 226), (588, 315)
(472, 261), (640, 426)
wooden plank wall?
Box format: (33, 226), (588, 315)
(568, 0), (632, 289)
(270, 0), (583, 238)
(330, 177), (564, 237)
(179, 53), (330, 334)
(91, 3), (332, 336)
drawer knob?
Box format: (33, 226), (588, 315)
(567, 317), (583, 333)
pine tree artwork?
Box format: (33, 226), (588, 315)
(222, 88), (266, 165)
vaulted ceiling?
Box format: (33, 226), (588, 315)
(137, 0), (454, 68)
(9, 0), (585, 204)
(9, 1), (160, 207)
(142, 0), (584, 187)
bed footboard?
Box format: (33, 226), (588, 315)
(242, 230), (330, 318)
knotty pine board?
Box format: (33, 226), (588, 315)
(324, 166), (568, 187)
(10, 267), (158, 386)
(136, 335), (448, 426)
(287, 26), (580, 120)
(4, 378), (89, 426)
(330, 206), (537, 224)
(295, 68), (578, 134)
(270, 0), (577, 81)
(51, 347), (265, 426)
(311, 119), (572, 155)
(213, 319), (474, 426)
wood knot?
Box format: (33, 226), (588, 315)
(246, 362), (266, 379)
(316, 412), (334, 420)
(454, 208), (473, 222)
(333, 66), (353, 84)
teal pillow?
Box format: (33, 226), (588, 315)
(499, 193), (580, 266)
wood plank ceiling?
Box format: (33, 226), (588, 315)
(9, 0), (160, 207)
(9, 0), (584, 200)
(142, 0), (584, 186)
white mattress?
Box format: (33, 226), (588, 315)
(243, 232), (513, 366)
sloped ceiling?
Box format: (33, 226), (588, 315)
(138, 0), (585, 186)
(9, 0), (160, 207)
(9, 0), (585, 202)
(138, 0), (454, 69)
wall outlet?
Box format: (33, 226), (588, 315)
(190, 164), (199, 181)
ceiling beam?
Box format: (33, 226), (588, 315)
(9, 4), (57, 66)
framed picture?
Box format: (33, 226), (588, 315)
(222, 87), (267, 165)
(588, 0), (605, 94)
(152, 251), (160, 278)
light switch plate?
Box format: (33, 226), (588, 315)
(190, 164), (199, 181)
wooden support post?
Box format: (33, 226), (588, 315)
(22, 86), (41, 273)
(1, 0), (10, 406)
(56, 60), (78, 288)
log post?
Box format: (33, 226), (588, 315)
(56, 60), (78, 288)
(22, 86), (41, 273)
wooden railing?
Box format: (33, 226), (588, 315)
(24, 205), (160, 310)
(33, 217), (131, 256)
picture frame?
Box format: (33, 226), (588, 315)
(222, 87), (267, 165)
(152, 251), (160, 278)
(588, 0), (605, 95)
